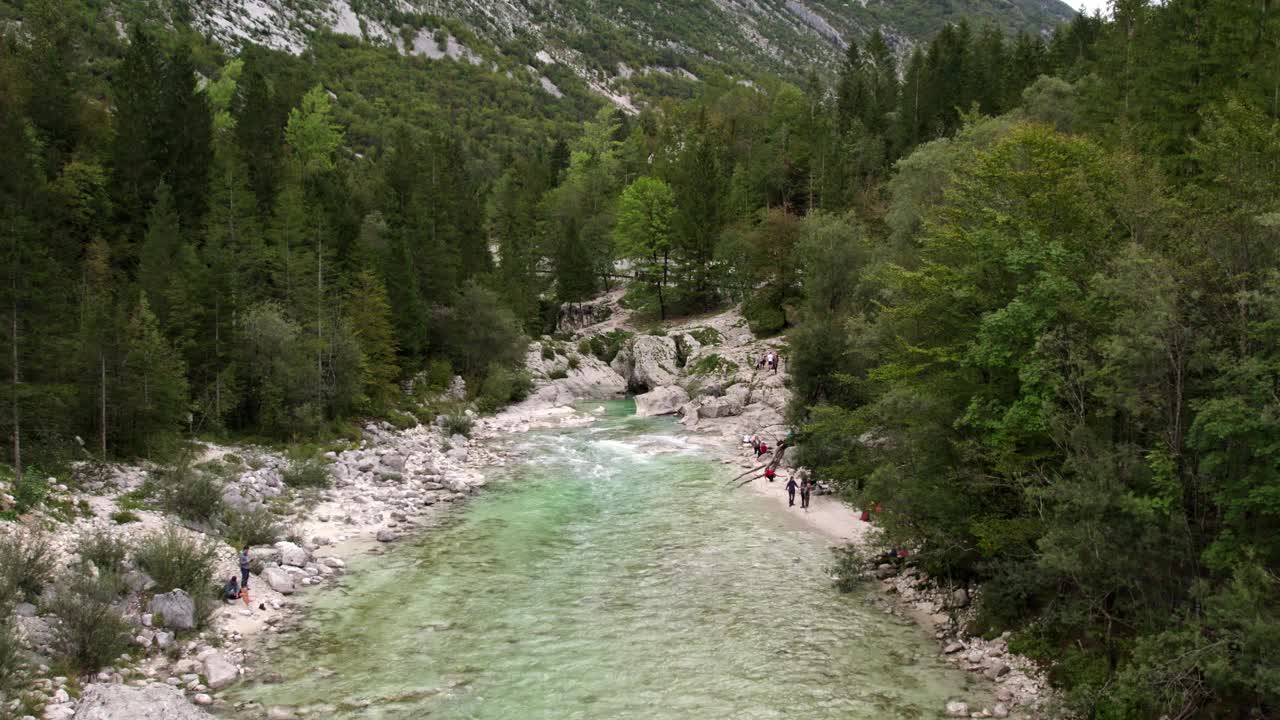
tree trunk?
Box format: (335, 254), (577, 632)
(10, 286), (20, 485)
(99, 351), (107, 459)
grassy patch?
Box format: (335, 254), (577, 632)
(687, 327), (723, 346)
(283, 459), (331, 490)
(132, 527), (219, 625)
(689, 353), (738, 376)
(0, 531), (52, 604)
(111, 510), (141, 525)
(74, 529), (131, 574)
(442, 414), (474, 438)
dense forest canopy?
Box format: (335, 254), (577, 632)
(1, 0), (1279, 717)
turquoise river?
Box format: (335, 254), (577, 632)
(229, 402), (986, 718)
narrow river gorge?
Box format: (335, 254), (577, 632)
(229, 402), (987, 719)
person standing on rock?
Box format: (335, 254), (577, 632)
(751, 435), (762, 458)
(239, 545), (252, 590)
(785, 476), (798, 506)
(800, 476), (811, 509)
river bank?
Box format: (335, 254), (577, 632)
(4, 296), (1053, 720)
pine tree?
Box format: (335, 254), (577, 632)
(77, 238), (117, 458)
(344, 271), (399, 413)
(117, 294), (189, 457)
(137, 183), (180, 325)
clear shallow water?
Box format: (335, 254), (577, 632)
(231, 402), (984, 719)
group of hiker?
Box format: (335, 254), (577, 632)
(757, 349), (781, 374)
(741, 431), (816, 510)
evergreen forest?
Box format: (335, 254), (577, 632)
(1, 1), (1279, 717)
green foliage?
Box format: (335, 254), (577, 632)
(220, 506), (281, 548)
(476, 364), (534, 413)
(615, 176), (677, 319)
(688, 353), (737, 376)
(0, 531), (52, 604)
(158, 465), (224, 523)
(282, 459), (331, 489)
(111, 510), (141, 525)
(547, 367), (569, 380)
(567, 355), (581, 370)
(541, 345), (556, 361)
(132, 527), (219, 621)
(74, 529), (130, 574)
(442, 414), (474, 438)
(50, 568), (131, 672)
(686, 327), (722, 346)
(585, 330), (634, 364)
(0, 615), (21, 696)
(828, 546), (867, 594)
(742, 288), (788, 336)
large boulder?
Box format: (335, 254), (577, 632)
(274, 541), (309, 568)
(261, 566), (295, 595)
(611, 336), (679, 392)
(202, 652), (238, 690)
(697, 395), (744, 419)
(147, 589), (196, 631)
(526, 343), (626, 401)
(634, 387), (690, 417)
(74, 683), (213, 720)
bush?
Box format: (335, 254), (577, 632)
(0, 617), (21, 695)
(282, 459), (331, 489)
(690, 353), (737, 376)
(50, 569), (131, 671)
(829, 545), (867, 594)
(442, 414), (473, 438)
(541, 344), (556, 360)
(388, 409), (419, 430)
(587, 330), (634, 364)
(577, 340), (591, 355)
(422, 358), (454, 393)
(548, 366), (568, 380)
(567, 355), (581, 370)
(158, 465), (224, 523)
(133, 527), (219, 622)
(744, 288), (788, 336)
(0, 531), (52, 604)
(111, 510), (141, 524)
(687, 327), (723, 346)
(74, 529), (130, 574)
(476, 364), (535, 413)
(221, 506), (281, 548)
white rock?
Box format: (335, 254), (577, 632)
(202, 653), (237, 690)
(147, 590), (196, 631)
(944, 700), (970, 717)
(72, 683), (212, 719)
(634, 386), (691, 417)
(274, 541), (309, 568)
(260, 567), (295, 595)
(192, 693), (213, 706)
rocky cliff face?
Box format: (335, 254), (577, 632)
(136, 0), (1075, 111)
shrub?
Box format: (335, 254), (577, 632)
(548, 366), (569, 380)
(477, 364), (534, 413)
(0, 531), (52, 604)
(282, 459), (331, 489)
(567, 355), (581, 370)
(587, 330), (634, 364)
(423, 358), (454, 393)
(690, 353), (737, 376)
(74, 529), (131, 574)
(687, 327), (723, 346)
(744, 288), (788, 336)
(388, 409), (419, 430)
(829, 545), (867, 594)
(158, 465), (224, 523)
(133, 527), (219, 622)
(111, 510), (141, 524)
(577, 340), (591, 355)
(221, 506), (281, 548)
(442, 414), (473, 438)
(0, 617), (21, 695)
(50, 568), (131, 671)
(541, 344), (556, 360)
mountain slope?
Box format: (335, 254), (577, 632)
(179, 0), (1076, 107)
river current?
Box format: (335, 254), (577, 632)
(231, 401), (985, 718)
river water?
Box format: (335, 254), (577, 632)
(231, 402), (985, 718)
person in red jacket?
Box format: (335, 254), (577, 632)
(763, 467), (777, 482)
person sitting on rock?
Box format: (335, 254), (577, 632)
(764, 467), (777, 482)
(223, 576), (241, 601)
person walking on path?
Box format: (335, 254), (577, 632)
(800, 477), (811, 509)
(786, 476), (798, 507)
(239, 545), (252, 590)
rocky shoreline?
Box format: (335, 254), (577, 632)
(4, 294), (1056, 720)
